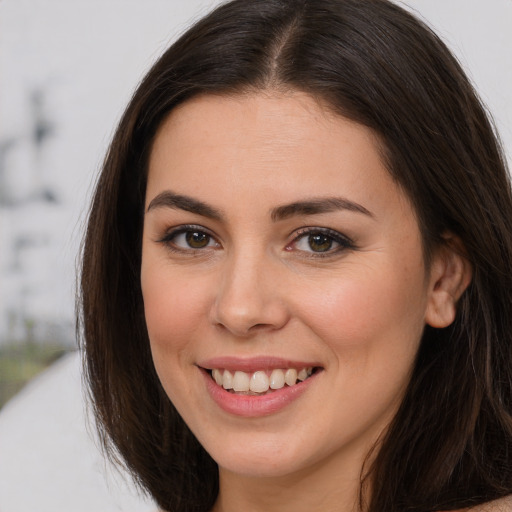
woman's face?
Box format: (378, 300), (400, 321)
(141, 91), (442, 480)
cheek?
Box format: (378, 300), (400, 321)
(141, 267), (209, 360)
(295, 260), (428, 361)
(141, 267), (214, 414)
(296, 262), (428, 431)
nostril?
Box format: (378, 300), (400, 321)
(210, 276), (291, 336)
(249, 323), (273, 331)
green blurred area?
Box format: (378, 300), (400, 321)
(0, 341), (71, 410)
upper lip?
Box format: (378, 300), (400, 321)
(197, 356), (322, 373)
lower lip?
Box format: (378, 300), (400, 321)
(200, 368), (319, 418)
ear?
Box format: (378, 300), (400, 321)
(425, 234), (472, 328)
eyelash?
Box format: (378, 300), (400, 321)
(157, 225), (354, 257)
(157, 225), (220, 254)
(288, 227), (354, 258)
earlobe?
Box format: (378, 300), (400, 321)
(425, 235), (472, 329)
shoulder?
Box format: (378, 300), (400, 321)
(470, 496), (512, 512)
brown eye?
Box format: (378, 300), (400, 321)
(292, 228), (353, 256)
(185, 231), (211, 248)
(160, 227), (219, 251)
(307, 233), (333, 252)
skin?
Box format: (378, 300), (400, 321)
(141, 91), (471, 512)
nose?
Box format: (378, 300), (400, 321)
(210, 250), (290, 337)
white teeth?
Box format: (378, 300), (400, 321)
(222, 370), (234, 390)
(285, 368), (298, 386)
(270, 369), (285, 389)
(213, 367), (315, 393)
(212, 368), (223, 386)
(297, 368), (308, 381)
(250, 371), (270, 393)
(233, 371), (251, 392)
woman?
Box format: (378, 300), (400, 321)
(79, 0), (512, 511)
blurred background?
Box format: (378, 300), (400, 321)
(0, 0), (510, 510)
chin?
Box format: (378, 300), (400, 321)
(201, 432), (325, 479)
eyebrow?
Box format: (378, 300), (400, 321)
(146, 190), (373, 221)
(270, 197), (374, 221)
(146, 191), (223, 220)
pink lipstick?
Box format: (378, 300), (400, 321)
(198, 357), (322, 417)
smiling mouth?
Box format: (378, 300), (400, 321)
(207, 367), (321, 396)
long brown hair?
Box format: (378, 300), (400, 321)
(79, 1), (512, 510)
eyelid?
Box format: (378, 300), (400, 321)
(288, 226), (355, 256)
(157, 224), (221, 251)
(155, 224), (354, 257)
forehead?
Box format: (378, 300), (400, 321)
(146, 91), (406, 219)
